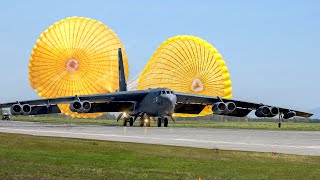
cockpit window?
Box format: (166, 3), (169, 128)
(161, 91), (166, 94)
(171, 91), (174, 94)
(166, 91), (170, 94)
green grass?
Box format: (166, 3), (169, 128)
(9, 116), (320, 131)
(0, 133), (319, 180)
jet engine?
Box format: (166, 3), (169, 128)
(22, 104), (32, 115)
(255, 106), (279, 117)
(269, 107), (279, 117)
(10, 104), (23, 115)
(212, 102), (226, 114)
(69, 100), (91, 113)
(225, 102), (236, 114)
(212, 102), (236, 114)
(255, 106), (270, 117)
(10, 104), (32, 115)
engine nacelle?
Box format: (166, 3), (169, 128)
(81, 101), (91, 113)
(212, 102), (227, 114)
(255, 106), (279, 117)
(11, 104), (32, 115)
(225, 102), (236, 114)
(10, 104), (23, 115)
(269, 107), (279, 117)
(21, 104), (32, 115)
(283, 111), (296, 119)
(69, 101), (91, 113)
(255, 106), (271, 117)
(70, 101), (82, 112)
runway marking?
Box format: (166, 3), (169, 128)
(1, 127), (320, 150)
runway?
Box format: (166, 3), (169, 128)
(0, 121), (319, 156)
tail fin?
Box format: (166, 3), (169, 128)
(118, 48), (127, 91)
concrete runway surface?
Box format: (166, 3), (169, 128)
(0, 121), (319, 156)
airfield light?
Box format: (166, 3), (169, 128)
(136, 35), (232, 117)
(28, 17), (129, 118)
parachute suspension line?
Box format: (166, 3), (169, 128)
(128, 61), (194, 91)
(127, 72), (141, 90)
(137, 61), (196, 89)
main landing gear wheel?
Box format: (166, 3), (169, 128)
(139, 119), (144, 127)
(163, 118), (168, 127)
(123, 118), (128, 126)
(157, 118), (162, 127)
(146, 120), (151, 127)
(129, 117), (134, 127)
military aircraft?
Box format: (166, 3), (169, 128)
(0, 48), (313, 128)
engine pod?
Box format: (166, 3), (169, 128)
(10, 104), (23, 115)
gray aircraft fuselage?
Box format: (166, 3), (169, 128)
(130, 88), (177, 117)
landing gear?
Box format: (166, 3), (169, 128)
(163, 118), (168, 127)
(157, 117), (168, 127)
(123, 118), (128, 126)
(140, 115), (151, 127)
(123, 117), (134, 127)
(119, 113), (170, 128)
(278, 113), (283, 128)
(157, 118), (162, 127)
(146, 120), (151, 127)
(129, 117), (134, 127)
(139, 119), (144, 127)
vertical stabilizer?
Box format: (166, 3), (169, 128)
(118, 48), (127, 91)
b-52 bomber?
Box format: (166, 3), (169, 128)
(0, 48), (313, 128)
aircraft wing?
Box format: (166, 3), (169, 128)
(0, 90), (148, 108)
(175, 92), (313, 118)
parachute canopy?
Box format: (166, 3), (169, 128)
(29, 17), (129, 118)
(137, 35), (232, 117)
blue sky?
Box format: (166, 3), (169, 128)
(0, 0), (319, 111)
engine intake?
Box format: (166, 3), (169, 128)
(225, 102), (236, 114)
(212, 102), (236, 114)
(10, 104), (23, 115)
(212, 102), (226, 114)
(22, 104), (32, 115)
(70, 101), (91, 113)
(270, 107), (279, 117)
(10, 104), (32, 115)
(255, 106), (279, 117)
(255, 106), (271, 117)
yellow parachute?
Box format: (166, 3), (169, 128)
(29, 17), (129, 118)
(137, 35), (232, 117)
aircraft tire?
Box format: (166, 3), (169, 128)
(129, 117), (134, 126)
(164, 118), (168, 127)
(146, 120), (151, 127)
(157, 118), (162, 127)
(123, 118), (127, 126)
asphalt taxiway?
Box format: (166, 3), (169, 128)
(0, 121), (319, 156)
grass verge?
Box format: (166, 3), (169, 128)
(0, 133), (319, 179)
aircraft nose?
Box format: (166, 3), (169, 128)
(163, 94), (177, 105)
